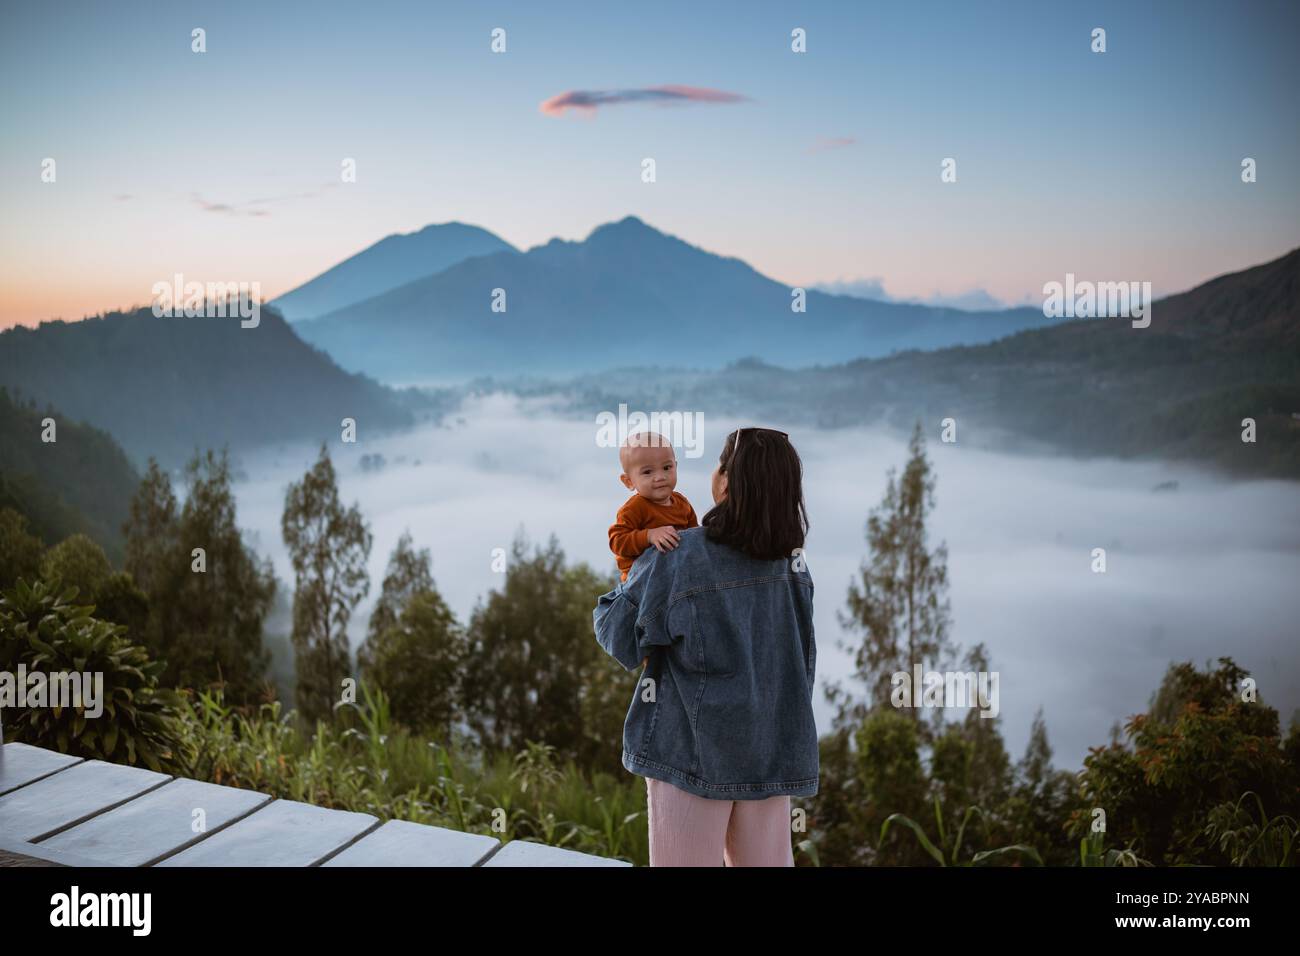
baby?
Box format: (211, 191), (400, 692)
(608, 431), (698, 583)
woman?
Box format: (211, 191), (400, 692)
(593, 426), (818, 866)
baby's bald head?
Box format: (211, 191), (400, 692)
(619, 431), (674, 472)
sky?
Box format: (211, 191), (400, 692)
(2, 0), (1299, 328)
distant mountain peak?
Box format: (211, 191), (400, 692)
(270, 222), (516, 321)
(586, 215), (665, 242)
(409, 220), (487, 236)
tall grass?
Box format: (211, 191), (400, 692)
(168, 684), (648, 864)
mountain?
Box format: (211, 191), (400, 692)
(292, 215), (1054, 383)
(508, 246), (1300, 478)
(0, 306), (421, 471)
(270, 222), (518, 322)
(1137, 243), (1300, 347)
(0, 386), (140, 565)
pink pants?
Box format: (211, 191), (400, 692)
(644, 776), (794, 866)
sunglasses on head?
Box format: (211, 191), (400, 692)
(726, 427), (789, 467)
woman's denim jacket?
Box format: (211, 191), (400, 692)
(592, 527), (818, 800)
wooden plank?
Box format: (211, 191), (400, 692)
(0, 759), (170, 842)
(0, 744), (631, 867)
(322, 818), (499, 867)
(0, 835), (109, 868)
(0, 742), (84, 796)
(0, 846), (61, 867)
(156, 799), (377, 867)
(38, 777), (271, 866)
(484, 840), (632, 867)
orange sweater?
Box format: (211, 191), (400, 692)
(609, 491), (699, 580)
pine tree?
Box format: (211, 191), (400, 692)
(124, 449), (276, 703)
(357, 529), (433, 675)
(281, 442), (371, 723)
(830, 422), (956, 740)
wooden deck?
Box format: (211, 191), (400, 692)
(0, 742), (630, 867)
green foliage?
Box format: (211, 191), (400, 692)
(169, 685), (648, 863)
(1000, 708), (1084, 867)
(794, 837), (821, 867)
(281, 442), (369, 723)
(40, 533), (113, 599)
(361, 588), (467, 737)
(461, 531), (626, 775)
(803, 728), (868, 864)
(357, 529), (434, 674)
(1079, 830), (1151, 867)
(122, 456), (177, 598)
(857, 708), (930, 848)
(0, 577), (179, 771)
(354, 530), (464, 735)
(880, 794), (1043, 866)
(511, 741), (565, 794)
(1071, 658), (1300, 865)
(0, 506), (44, 590)
(90, 570), (151, 637)
(0, 386), (139, 565)
(1202, 791), (1298, 866)
(124, 450), (277, 705)
(260, 619), (297, 710)
(32, 534), (151, 641)
(831, 422), (955, 740)
(811, 677), (1090, 866)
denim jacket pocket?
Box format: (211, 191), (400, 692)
(633, 668), (660, 759)
(634, 601), (688, 761)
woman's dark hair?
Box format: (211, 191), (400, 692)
(701, 427), (808, 561)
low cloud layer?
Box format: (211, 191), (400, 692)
(815, 277), (1028, 311)
(234, 395), (1300, 773)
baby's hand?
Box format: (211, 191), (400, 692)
(646, 526), (681, 552)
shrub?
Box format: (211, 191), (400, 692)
(1070, 658), (1300, 864)
(40, 533), (113, 599)
(0, 577), (180, 771)
(0, 507), (44, 589)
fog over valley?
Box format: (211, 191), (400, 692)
(232, 392), (1300, 771)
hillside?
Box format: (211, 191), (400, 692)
(0, 305), (420, 471)
(293, 215), (1052, 382)
(0, 386), (140, 564)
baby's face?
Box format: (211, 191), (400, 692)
(620, 443), (678, 504)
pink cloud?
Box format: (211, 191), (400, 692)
(808, 136), (857, 154)
(540, 84), (750, 117)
